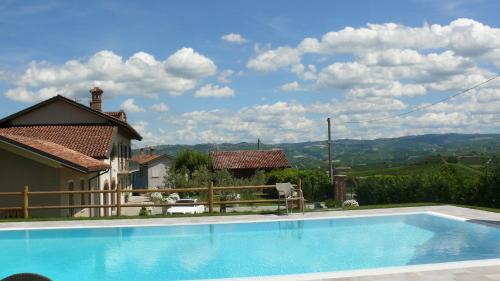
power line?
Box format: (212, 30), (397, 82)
(344, 74), (500, 124)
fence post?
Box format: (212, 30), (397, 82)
(23, 185), (29, 219)
(208, 181), (214, 213)
(296, 178), (302, 210)
(116, 185), (122, 217)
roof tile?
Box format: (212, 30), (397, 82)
(0, 125), (114, 158)
(210, 150), (290, 170)
(0, 133), (109, 172)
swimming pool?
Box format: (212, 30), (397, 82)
(0, 213), (499, 280)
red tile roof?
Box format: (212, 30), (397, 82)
(105, 111), (127, 122)
(0, 95), (142, 141)
(0, 133), (109, 172)
(0, 125), (115, 159)
(131, 153), (166, 165)
(210, 150), (290, 170)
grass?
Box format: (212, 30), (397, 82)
(1, 203), (498, 223)
(454, 204), (500, 214)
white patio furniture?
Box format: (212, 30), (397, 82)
(166, 198), (205, 215)
(276, 182), (304, 214)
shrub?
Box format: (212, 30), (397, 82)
(266, 168), (332, 201)
(342, 199), (359, 208)
(354, 163), (495, 207)
(325, 199), (342, 208)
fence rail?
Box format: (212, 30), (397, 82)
(0, 179), (302, 219)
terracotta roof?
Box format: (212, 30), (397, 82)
(132, 153), (170, 165)
(0, 95), (142, 141)
(105, 111), (127, 122)
(0, 125), (115, 159)
(210, 150), (290, 170)
(0, 132), (109, 173)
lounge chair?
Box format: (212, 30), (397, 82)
(276, 182), (304, 214)
(166, 199), (205, 215)
(1, 273), (52, 281)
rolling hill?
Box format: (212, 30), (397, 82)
(138, 133), (500, 171)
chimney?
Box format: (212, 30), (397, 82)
(140, 148), (144, 155)
(89, 86), (103, 112)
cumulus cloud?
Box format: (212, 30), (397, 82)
(221, 33), (249, 44)
(3, 48), (217, 103)
(150, 102), (169, 112)
(280, 81), (304, 92)
(120, 98), (144, 112)
(247, 46), (301, 72)
(217, 69), (234, 83)
(169, 101), (318, 144)
(247, 18), (500, 99)
(195, 84), (235, 98)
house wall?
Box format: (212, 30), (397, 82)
(148, 160), (170, 188)
(132, 158), (172, 189)
(98, 131), (131, 216)
(10, 100), (107, 125)
(59, 168), (97, 217)
(0, 148), (98, 218)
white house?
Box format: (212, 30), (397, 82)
(0, 87), (142, 217)
(131, 148), (174, 189)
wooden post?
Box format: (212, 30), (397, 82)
(296, 178), (302, 210)
(23, 185), (29, 219)
(116, 185), (122, 217)
(208, 181), (214, 213)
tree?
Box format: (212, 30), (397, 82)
(173, 149), (211, 174)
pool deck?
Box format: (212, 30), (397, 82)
(1, 205), (499, 281)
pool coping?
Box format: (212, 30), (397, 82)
(1, 205), (499, 280)
(0, 210), (462, 231)
(200, 258), (500, 281)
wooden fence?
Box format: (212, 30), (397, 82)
(0, 179), (302, 219)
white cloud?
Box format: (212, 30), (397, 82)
(221, 33), (249, 44)
(164, 48), (216, 79)
(169, 101), (318, 144)
(3, 48), (217, 103)
(150, 102), (169, 112)
(280, 81), (304, 92)
(120, 98), (144, 112)
(247, 46), (301, 72)
(246, 18), (500, 98)
(217, 69), (234, 83)
(195, 84), (235, 98)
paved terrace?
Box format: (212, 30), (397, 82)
(0, 205), (499, 281)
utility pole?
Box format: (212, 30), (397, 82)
(257, 138), (261, 150)
(327, 118), (334, 184)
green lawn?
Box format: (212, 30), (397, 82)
(1, 203), (498, 223)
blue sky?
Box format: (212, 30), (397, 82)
(1, 0), (500, 146)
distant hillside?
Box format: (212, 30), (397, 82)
(139, 133), (500, 170)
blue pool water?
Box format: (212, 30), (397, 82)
(0, 213), (499, 280)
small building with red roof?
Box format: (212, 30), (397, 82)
(131, 147), (175, 189)
(210, 149), (291, 178)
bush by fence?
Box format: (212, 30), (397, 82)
(266, 169), (332, 201)
(355, 163), (500, 208)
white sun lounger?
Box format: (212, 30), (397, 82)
(166, 199), (205, 215)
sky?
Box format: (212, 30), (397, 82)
(1, 0), (500, 147)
